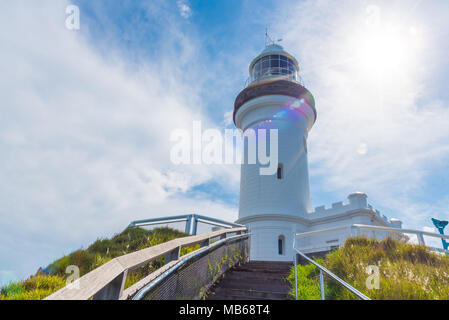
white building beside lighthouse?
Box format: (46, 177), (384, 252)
(234, 43), (402, 261)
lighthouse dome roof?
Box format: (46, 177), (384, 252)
(260, 44), (286, 55)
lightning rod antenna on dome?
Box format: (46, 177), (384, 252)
(265, 27), (282, 47)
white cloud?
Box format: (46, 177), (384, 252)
(274, 0), (449, 229)
(0, 0), (237, 285)
(177, 0), (192, 19)
(2, 0), (448, 287)
(223, 110), (234, 127)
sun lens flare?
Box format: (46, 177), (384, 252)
(353, 8), (423, 83)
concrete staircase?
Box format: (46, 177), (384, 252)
(206, 261), (293, 300)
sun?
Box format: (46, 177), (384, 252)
(353, 21), (421, 80)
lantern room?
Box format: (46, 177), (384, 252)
(248, 44), (300, 84)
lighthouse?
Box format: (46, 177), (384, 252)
(234, 43), (316, 261)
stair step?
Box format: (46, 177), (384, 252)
(238, 262), (292, 268)
(205, 261), (293, 300)
(218, 276), (289, 285)
(212, 287), (288, 300)
(206, 293), (271, 300)
(235, 263), (292, 269)
(235, 262), (292, 270)
(217, 283), (290, 293)
(219, 277), (290, 291)
(223, 270), (289, 281)
(248, 261), (293, 265)
(233, 268), (290, 274)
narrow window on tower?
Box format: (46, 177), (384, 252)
(278, 235), (285, 255)
(303, 137), (308, 154)
(277, 163), (283, 179)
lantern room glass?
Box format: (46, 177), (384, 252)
(251, 54), (298, 83)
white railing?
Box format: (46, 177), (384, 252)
(292, 224), (449, 300)
(293, 247), (370, 300)
(243, 73), (305, 89)
(295, 224), (449, 253)
(129, 214), (243, 235)
(45, 227), (247, 300)
(132, 233), (250, 300)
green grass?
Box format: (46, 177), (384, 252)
(0, 275), (66, 300)
(286, 258), (324, 300)
(288, 236), (449, 300)
(1, 227), (190, 300)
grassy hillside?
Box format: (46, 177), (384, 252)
(288, 237), (449, 300)
(0, 227), (194, 300)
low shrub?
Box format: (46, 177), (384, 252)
(288, 236), (449, 300)
(1, 227), (190, 300)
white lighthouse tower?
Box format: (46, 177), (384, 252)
(234, 43), (403, 261)
(234, 43), (317, 261)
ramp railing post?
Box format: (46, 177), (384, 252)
(200, 238), (210, 248)
(93, 270), (128, 300)
(185, 215), (193, 235)
(293, 233), (298, 300)
(294, 253), (298, 300)
(164, 246), (180, 265)
(417, 232), (425, 246)
(192, 214), (198, 235)
(320, 270), (325, 300)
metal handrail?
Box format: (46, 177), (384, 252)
(45, 227), (246, 300)
(293, 248), (371, 300)
(351, 224), (449, 243)
(129, 214), (244, 235)
(133, 233), (250, 300)
(293, 223), (449, 300)
(295, 224), (449, 252)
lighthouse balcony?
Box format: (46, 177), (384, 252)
(233, 79), (317, 127)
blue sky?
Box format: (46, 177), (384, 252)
(1, 0), (449, 286)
